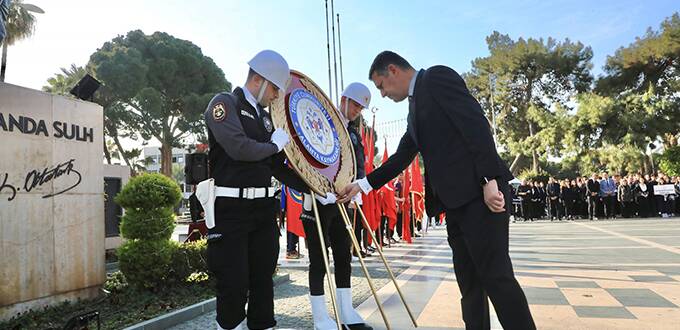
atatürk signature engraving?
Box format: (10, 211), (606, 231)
(0, 159), (82, 201)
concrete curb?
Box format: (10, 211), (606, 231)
(123, 274), (290, 330)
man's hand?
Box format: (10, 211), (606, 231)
(315, 192), (337, 205)
(483, 179), (506, 213)
(270, 127), (290, 151)
(338, 182), (362, 203)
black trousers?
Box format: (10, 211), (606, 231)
(287, 231), (299, 252)
(377, 215), (388, 245)
(549, 198), (561, 219)
(602, 196), (616, 218)
(446, 183), (535, 330)
(564, 200), (574, 218)
(588, 195), (599, 219)
(621, 201), (633, 218)
(302, 204), (352, 296)
(207, 198), (279, 330)
(396, 212), (403, 237)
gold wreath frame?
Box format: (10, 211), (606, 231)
(270, 70), (356, 195)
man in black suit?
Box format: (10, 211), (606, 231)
(339, 51), (535, 330)
(586, 174), (601, 220)
(547, 177), (561, 220)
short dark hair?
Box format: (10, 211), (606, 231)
(247, 68), (258, 81)
(368, 51), (413, 79)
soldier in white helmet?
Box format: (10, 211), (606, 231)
(299, 82), (373, 330)
(202, 50), (310, 330)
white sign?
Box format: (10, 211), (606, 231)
(654, 184), (677, 196)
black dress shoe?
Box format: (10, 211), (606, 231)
(343, 323), (373, 330)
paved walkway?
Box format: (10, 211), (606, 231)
(174, 218), (680, 329)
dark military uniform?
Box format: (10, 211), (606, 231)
(204, 87), (308, 330)
(300, 121), (365, 296)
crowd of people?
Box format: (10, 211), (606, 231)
(512, 172), (680, 221)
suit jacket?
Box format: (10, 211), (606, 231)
(367, 66), (512, 215)
(586, 179), (600, 197)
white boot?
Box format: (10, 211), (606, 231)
(216, 317), (246, 330)
(336, 288), (367, 325)
(310, 294), (338, 330)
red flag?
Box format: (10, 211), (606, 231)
(410, 157), (425, 221)
(379, 144), (397, 230)
(360, 116), (380, 235)
(285, 187), (305, 238)
(402, 167), (412, 243)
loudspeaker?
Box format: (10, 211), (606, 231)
(185, 153), (208, 185)
(69, 74), (101, 101)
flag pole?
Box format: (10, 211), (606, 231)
(324, 0), (333, 101)
(310, 192), (342, 330)
(351, 203), (419, 327)
(337, 204), (391, 329)
(330, 0), (339, 105)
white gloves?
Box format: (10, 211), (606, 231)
(351, 193), (362, 206)
(316, 192), (337, 205)
(302, 192), (337, 210)
(270, 127), (290, 152)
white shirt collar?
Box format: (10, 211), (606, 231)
(241, 86), (260, 115)
(408, 69), (421, 97)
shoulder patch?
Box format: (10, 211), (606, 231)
(212, 102), (227, 122)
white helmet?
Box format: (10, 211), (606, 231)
(342, 82), (371, 108)
(248, 50), (290, 91)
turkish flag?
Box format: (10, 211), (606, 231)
(284, 186), (305, 238)
(379, 146), (397, 230)
(410, 158), (425, 221)
(402, 167), (412, 243)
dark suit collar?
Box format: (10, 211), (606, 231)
(409, 69), (425, 98)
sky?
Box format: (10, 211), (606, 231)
(4, 0), (679, 153)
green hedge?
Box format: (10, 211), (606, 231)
(119, 207), (175, 241)
(114, 173), (182, 210)
(115, 173), (183, 290)
(118, 239), (176, 290)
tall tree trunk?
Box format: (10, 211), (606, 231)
(1, 42), (8, 82)
(509, 154), (522, 175)
(528, 121), (539, 172)
(103, 120), (112, 164)
(113, 134), (134, 175)
(160, 143), (173, 177)
(103, 138), (112, 164)
(524, 78), (538, 173)
(108, 124), (135, 174)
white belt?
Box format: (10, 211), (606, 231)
(215, 186), (277, 199)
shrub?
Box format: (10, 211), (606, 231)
(117, 239), (176, 290)
(168, 239), (208, 284)
(115, 173), (182, 290)
(119, 207), (175, 241)
(114, 173), (182, 210)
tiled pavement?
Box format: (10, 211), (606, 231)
(310, 218), (680, 329)
(177, 218), (680, 329)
